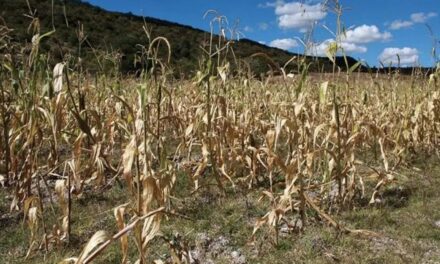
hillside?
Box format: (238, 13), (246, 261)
(0, 0), (361, 76)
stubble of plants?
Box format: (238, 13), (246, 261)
(0, 2), (440, 264)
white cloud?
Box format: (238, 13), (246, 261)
(379, 47), (419, 65)
(309, 39), (367, 56)
(389, 20), (414, 30)
(339, 42), (368, 53)
(266, 1), (327, 31)
(269, 38), (299, 50)
(308, 40), (331, 56)
(342, 25), (392, 44)
(259, 41), (267, 45)
(411, 12), (437, 23)
(306, 25), (389, 56)
(389, 12), (437, 30)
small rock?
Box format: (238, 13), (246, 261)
(280, 224), (290, 234)
(434, 220), (440, 228)
(230, 250), (246, 264)
(216, 236), (229, 247)
(231, 251), (240, 258)
(189, 250), (203, 263)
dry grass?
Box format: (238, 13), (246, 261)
(0, 1), (440, 263)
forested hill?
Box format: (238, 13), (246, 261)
(0, 0), (361, 76)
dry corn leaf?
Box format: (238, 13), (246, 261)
(53, 63), (65, 93)
(75, 230), (109, 264)
(114, 206), (128, 264)
(122, 136), (137, 188)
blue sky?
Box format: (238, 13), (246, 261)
(85, 0), (439, 66)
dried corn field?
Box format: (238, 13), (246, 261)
(1, 10), (440, 264)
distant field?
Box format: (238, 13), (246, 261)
(1, 1), (440, 263)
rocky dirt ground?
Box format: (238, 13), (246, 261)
(1, 156), (440, 263)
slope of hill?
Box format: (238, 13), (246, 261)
(0, 0), (360, 76)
